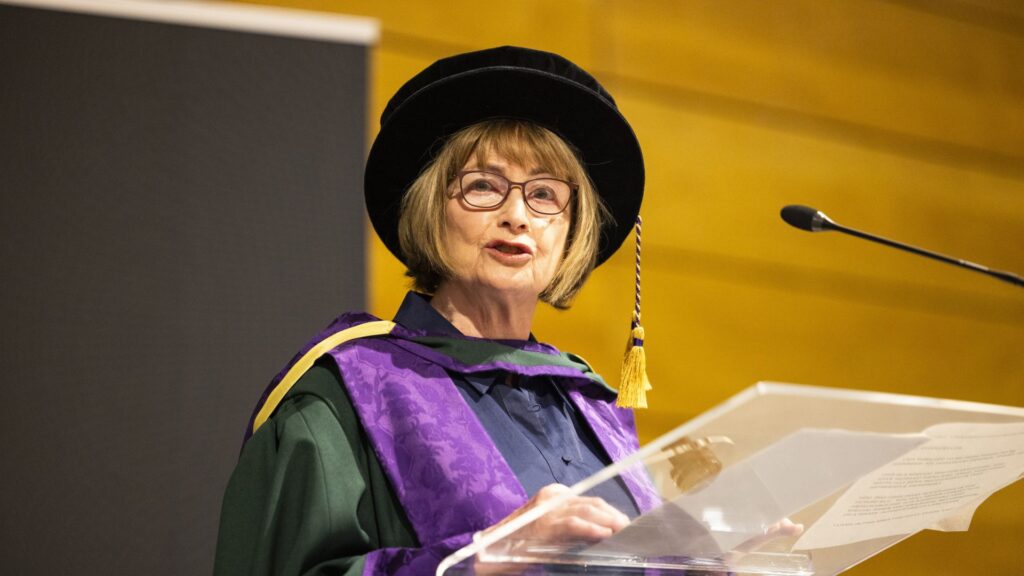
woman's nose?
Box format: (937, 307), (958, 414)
(499, 185), (531, 231)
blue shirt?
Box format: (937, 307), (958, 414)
(393, 292), (639, 517)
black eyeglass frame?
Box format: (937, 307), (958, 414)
(455, 170), (578, 216)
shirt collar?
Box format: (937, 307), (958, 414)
(390, 292), (614, 399)
(392, 292), (516, 396)
(393, 291), (541, 343)
(393, 291), (463, 337)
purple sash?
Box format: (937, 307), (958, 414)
(252, 312), (660, 574)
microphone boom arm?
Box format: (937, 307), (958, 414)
(781, 205), (1024, 289)
(831, 222), (1024, 288)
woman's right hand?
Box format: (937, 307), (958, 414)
(480, 484), (630, 544)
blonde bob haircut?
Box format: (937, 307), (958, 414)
(397, 119), (610, 309)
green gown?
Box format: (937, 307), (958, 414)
(213, 361), (417, 576)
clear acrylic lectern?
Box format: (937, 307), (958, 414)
(437, 382), (1024, 575)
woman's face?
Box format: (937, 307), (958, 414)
(441, 150), (572, 302)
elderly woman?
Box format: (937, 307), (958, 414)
(214, 46), (651, 576)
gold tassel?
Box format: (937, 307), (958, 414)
(617, 215), (651, 409)
(617, 324), (651, 409)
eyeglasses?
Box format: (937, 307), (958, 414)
(456, 170), (576, 215)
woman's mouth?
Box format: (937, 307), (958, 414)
(485, 240), (533, 263)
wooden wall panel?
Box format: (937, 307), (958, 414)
(596, 0), (1024, 158)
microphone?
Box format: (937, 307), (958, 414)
(780, 205), (1024, 288)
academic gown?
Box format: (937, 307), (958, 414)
(214, 293), (658, 576)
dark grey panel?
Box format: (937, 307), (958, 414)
(0, 5), (368, 574)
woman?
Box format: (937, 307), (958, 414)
(214, 46), (653, 576)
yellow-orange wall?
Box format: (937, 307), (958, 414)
(236, 1), (1023, 573)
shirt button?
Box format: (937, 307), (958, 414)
(562, 455), (574, 464)
(528, 404), (541, 412)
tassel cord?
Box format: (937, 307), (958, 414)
(618, 215), (652, 409)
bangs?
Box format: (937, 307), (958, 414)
(466, 121), (580, 182)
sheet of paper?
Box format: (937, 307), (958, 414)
(795, 422), (1024, 550)
(584, 428), (926, 559)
